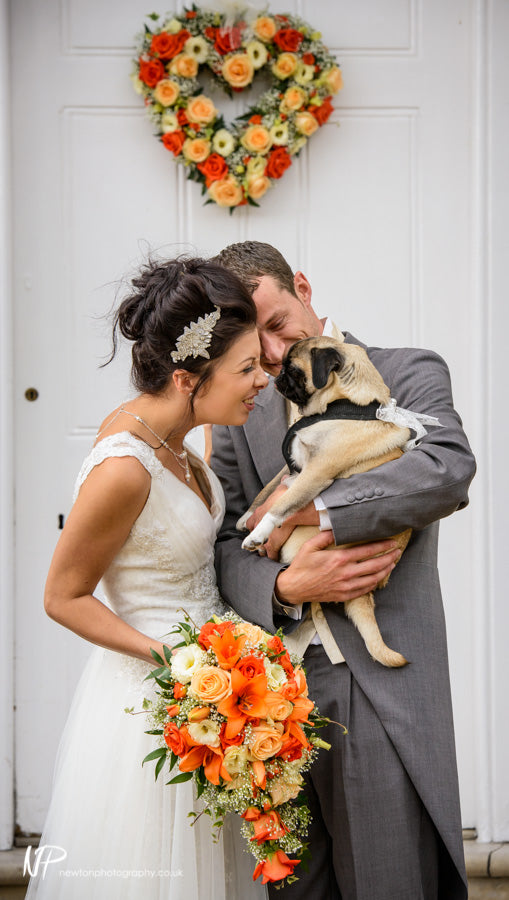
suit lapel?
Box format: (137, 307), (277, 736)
(243, 378), (288, 485)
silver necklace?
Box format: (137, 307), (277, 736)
(118, 407), (191, 482)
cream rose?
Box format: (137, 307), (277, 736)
(184, 35), (209, 64)
(234, 622), (265, 644)
(290, 136), (307, 155)
(295, 111), (319, 137)
(207, 175), (244, 207)
(246, 40), (268, 69)
(171, 644), (207, 683)
(212, 128), (236, 157)
(281, 86), (307, 113)
(247, 175), (271, 201)
(160, 111), (179, 133)
(153, 79), (180, 107)
(182, 137), (211, 163)
(190, 665), (231, 703)
(294, 61), (316, 86)
(169, 53), (198, 78)
(268, 774), (304, 807)
(186, 94), (218, 125)
(253, 15), (277, 42)
(272, 52), (298, 81)
(264, 692), (293, 721)
(222, 53), (254, 89)
(223, 745), (249, 776)
(321, 66), (343, 94)
(270, 122), (289, 146)
(241, 124), (272, 155)
(129, 72), (144, 96)
(248, 724), (284, 760)
(187, 719), (221, 747)
(164, 18), (182, 34)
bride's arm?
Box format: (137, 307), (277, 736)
(44, 456), (169, 664)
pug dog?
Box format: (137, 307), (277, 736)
(238, 336), (414, 668)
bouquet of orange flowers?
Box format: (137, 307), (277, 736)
(142, 612), (334, 886)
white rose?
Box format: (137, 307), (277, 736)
(223, 745), (249, 776)
(187, 719), (221, 747)
(212, 128), (236, 157)
(170, 644), (207, 684)
(263, 658), (287, 690)
(164, 18), (182, 34)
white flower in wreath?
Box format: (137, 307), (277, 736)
(184, 34), (209, 64)
(270, 122), (289, 146)
(130, 72), (144, 95)
(160, 111), (179, 134)
(212, 128), (236, 157)
(246, 155), (267, 177)
(294, 60), (316, 85)
(223, 745), (249, 776)
(170, 644), (207, 684)
(246, 39), (268, 69)
(164, 17), (182, 34)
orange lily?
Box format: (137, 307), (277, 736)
(217, 669), (268, 739)
(208, 630), (247, 669)
(178, 743), (231, 785)
(288, 696), (314, 722)
(253, 850), (300, 884)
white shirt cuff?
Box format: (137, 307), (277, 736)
(314, 496), (333, 531)
(272, 593), (303, 620)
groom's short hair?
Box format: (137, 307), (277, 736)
(213, 241), (297, 298)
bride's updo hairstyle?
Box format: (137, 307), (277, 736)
(110, 257), (257, 400)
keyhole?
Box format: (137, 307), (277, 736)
(25, 388), (39, 401)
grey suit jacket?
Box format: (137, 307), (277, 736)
(211, 332), (476, 891)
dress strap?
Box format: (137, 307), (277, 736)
(73, 432), (163, 502)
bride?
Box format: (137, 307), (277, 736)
(26, 257), (269, 899)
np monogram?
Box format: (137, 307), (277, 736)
(24, 844), (67, 879)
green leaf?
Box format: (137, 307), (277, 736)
(169, 751), (178, 770)
(163, 644), (173, 666)
(154, 753), (166, 780)
(142, 747), (167, 766)
(150, 648), (164, 666)
(144, 729), (163, 736)
(166, 772), (193, 785)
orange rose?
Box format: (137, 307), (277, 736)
(182, 137), (211, 163)
(310, 96), (334, 126)
(199, 620), (235, 649)
(265, 147), (292, 180)
(323, 66), (343, 94)
(253, 850), (300, 885)
(268, 776), (303, 807)
(251, 810), (288, 844)
(169, 53), (199, 78)
(273, 28), (303, 52)
(165, 704), (180, 717)
(197, 153), (228, 185)
(186, 94), (218, 125)
(138, 57), (165, 88)
(248, 724), (284, 760)
(215, 26), (242, 55)
(190, 665), (231, 703)
(173, 682), (187, 699)
(253, 16), (277, 42)
(163, 722), (188, 756)
(207, 175), (244, 208)
(161, 130), (185, 156)
(295, 110), (319, 137)
(264, 692), (293, 721)
(241, 124), (272, 155)
(153, 79), (180, 107)
(150, 29), (190, 61)
(222, 53), (254, 89)
(272, 52), (298, 80)
(234, 622), (265, 644)
(235, 654), (266, 680)
(247, 174), (271, 201)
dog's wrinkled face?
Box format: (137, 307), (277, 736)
(275, 338), (345, 408)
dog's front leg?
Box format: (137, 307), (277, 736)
(242, 461), (335, 550)
(236, 466), (289, 532)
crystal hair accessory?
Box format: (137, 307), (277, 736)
(171, 307), (221, 364)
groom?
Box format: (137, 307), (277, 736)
(210, 241), (475, 900)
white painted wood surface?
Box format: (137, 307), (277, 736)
(2, 0), (507, 845)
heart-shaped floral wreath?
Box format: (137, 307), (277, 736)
(131, 5), (342, 209)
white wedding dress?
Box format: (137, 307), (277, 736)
(26, 432), (267, 900)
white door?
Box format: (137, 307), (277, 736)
(10, 0), (485, 836)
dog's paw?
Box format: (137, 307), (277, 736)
(241, 514), (277, 551)
(236, 511), (251, 532)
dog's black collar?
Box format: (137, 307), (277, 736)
(282, 399), (381, 472)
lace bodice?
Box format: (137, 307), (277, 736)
(73, 432), (227, 637)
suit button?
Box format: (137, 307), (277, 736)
(355, 491), (363, 500)
(365, 488), (375, 498)
(346, 494), (355, 503)
(375, 487), (384, 496)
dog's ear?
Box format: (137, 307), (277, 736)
(310, 346), (344, 389)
